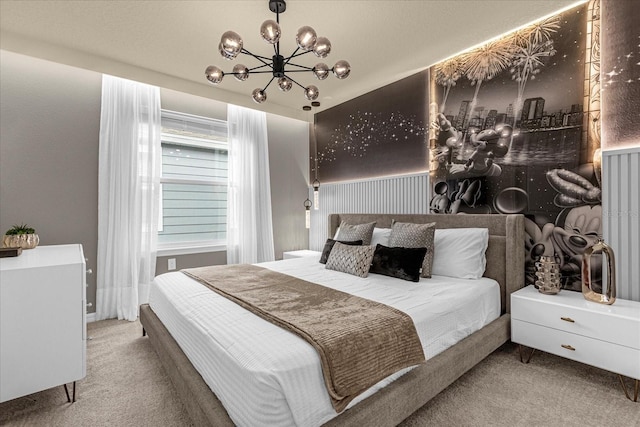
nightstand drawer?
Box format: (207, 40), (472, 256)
(511, 292), (640, 349)
(512, 319), (640, 379)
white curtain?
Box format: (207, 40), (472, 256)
(96, 75), (161, 321)
(226, 104), (275, 264)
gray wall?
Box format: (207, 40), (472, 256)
(0, 50), (101, 311)
(266, 113), (311, 258)
(0, 50), (310, 314)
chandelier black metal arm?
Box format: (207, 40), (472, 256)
(204, 0), (351, 104)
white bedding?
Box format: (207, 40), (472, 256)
(148, 256), (500, 427)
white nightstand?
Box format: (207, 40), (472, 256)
(511, 285), (640, 401)
(282, 250), (322, 260)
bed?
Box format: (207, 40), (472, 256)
(140, 213), (524, 426)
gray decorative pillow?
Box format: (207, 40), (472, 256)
(325, 242), (375, 278)
(335, 221), (376, 245)
(389, 221), (436, 278)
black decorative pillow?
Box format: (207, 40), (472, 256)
(335, 221), (376, 245)
(319, 238), (363, 264)
(389, 221), (436, 278)
(325, 242), (375, 278)
(370, 244), (428, 282)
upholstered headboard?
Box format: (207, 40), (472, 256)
(328, 213), (525, 314)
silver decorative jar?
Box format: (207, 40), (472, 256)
(535, 255), (561, 295)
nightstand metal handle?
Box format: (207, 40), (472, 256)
(561, 344), (576, 351)
(560, 317), (575, 323)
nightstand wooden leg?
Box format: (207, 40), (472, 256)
(618, 375), (639, 402)
(518, 345), (535, 364)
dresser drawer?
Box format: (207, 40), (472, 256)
(511, 292), (640, 350)
(512, 319), (640, 379)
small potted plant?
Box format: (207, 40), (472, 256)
(3, 223), (40, 249)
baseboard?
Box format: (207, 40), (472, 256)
(86, 312), (97, 323)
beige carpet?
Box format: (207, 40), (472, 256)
(1, 319), (638, 426)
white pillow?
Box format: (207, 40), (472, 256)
(370, 227), (391, 247)
(431, 228), (489, 279)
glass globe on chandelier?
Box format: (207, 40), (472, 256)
(204, 0), (351, 104)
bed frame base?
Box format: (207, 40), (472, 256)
(140, 303), (510, 426)
(140, 304), (235, 426)
(140, 213), (523, 425)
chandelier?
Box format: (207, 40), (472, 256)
(204, 0), (351, 104)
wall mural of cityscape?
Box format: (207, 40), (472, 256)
(429, 0), (602, 291)
(312, 0), (601, 291)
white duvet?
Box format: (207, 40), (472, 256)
(149, 256), (500, 426)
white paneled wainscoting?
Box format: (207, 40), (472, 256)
(602, 147), (640, 302)
(308, 173), (430, 251)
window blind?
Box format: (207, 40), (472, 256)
(161, 109), (227, 142)
(158, 111), (228, 246)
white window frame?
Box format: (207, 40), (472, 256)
(157, 111), (228, 256)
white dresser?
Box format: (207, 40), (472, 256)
(0, 244), (87, 403)
(511, 285), (640, 396)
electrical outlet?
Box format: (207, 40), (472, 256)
(168, 258), (176, 270)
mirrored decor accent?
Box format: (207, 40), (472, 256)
(582, 238), (616, 304)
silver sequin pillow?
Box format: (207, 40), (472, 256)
(325, 242), (375, 278)
(388, 221), (436, 278)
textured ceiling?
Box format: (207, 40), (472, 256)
(0, 0), (584, 121)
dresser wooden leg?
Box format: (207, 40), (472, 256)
(518, 345), (535, 364)
(618, 375), (639, 402)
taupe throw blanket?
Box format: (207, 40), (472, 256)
(182, 264), (425, 412)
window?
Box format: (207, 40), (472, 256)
(158, 110), (228, 254)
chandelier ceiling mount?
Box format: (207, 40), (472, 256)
(205, 0), (351, 104)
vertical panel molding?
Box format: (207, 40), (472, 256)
(602, 147), (640, 301)
(308, 173), (430, 251)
